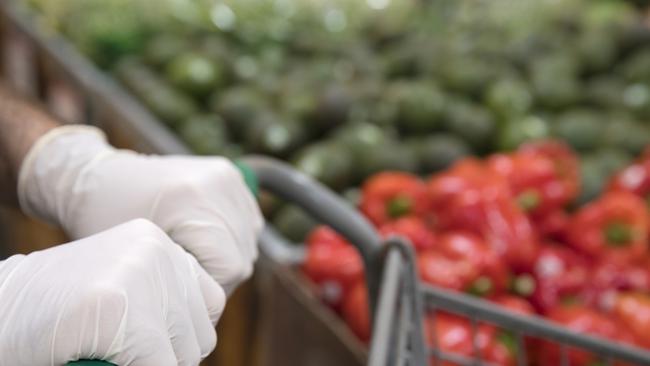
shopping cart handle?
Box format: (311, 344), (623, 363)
(235, 160), (259, 196)
(240, 156), (385, 313)
(66, 361), (114, 365)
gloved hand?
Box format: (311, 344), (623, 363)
(0, 219), (225, 366)
(19, 125), (264, 294)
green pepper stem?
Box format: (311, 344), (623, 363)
(603, 222), (633, 246)
(387, 196), (412, 218)
(466, 276), (493, 297)
(511, 274), (536, 297)
(517, 190), (540, 212)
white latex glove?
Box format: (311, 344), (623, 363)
(19, 125), (264, 294)
(0, 219), (225, 366)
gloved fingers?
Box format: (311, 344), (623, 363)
(169, 220), (253, 295)
(183, 253), (221, 357)
(166, 303), (203, 366)
(49, 284), (128, 366)
(191, 254), (226, 325)
(116, 332), (177, 366)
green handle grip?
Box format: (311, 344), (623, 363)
(65, 162), (256, 366)
(235, 160), (258, 197)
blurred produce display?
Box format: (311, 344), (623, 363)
(26, 0), (650, 196)
(304, 140), (650, 363)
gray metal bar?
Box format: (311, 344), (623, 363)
(257, 226), (305, 265)
(396, 296), (410, 366)
(515, 332), (527, 366)
(429, 349), (499, 366)
(422, 285), (650, 364)
(368, 249), (403, 366)
(242, 156), (385, 315)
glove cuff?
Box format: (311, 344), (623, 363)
(18, 125), (113, 226)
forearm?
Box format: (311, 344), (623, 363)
(0, 84), (59, 206)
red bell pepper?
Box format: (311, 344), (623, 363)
(360, 172), (429, 226)
(437, 231), (510, 296)
(303, 226), (364, 309)
(342, 280), (371, 342)
(379, 216), (436, 252)
(486, 152), (575, 216)
(566, 191), (649, 264)
(521, 245), (589, 314)
(517, 140), (580, 210)
(426, 312), (516, 366)
(580, 260), (650, 311)
(539, 304), (636, 366)
(417, 251), (480, 292)
(611, 292), (650, 349)
(428, 159), (540, 270)
(607, 147), (650, 205)
(531, 209), (570, 241)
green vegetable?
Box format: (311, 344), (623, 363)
(244, 116), (308, 158)
(178, 114), (230, 155)
(115, 57), (198, 129)
(553, 109), (605, 152)
(385, 80), (446, 134)
(293, 142), (354, 191)
(166, 53), (226, 98)
(498, 115), (550, 151)
(272, 205), (318, 243)
(410, 134), (470, 174)
(443, 100), (497, 153)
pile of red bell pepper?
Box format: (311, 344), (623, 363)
(302, 140), (650, 365)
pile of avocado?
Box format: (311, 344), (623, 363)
(29, 0), (650, 239)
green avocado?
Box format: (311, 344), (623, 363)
(603, 116), (650, 156)
(443, 99), (497, 153)
(410, 134), (470, 174)
(577, 149), (631, 206)
(292, 142), (353, 191)
(585, 76), (626, 108)
(622, 83), (650, 118)
(166, 52), (226, 98)
(332, 122), (415, 182)
(143, 34), (190, 69)
(211, 87), (269, 140)
(576, 25), (619, 73)
(619, 49), (650, 82)
(484, 77), (533, 120)
(244, 115), (308, 158)
(439, 56), (500, 96)
(114, 57), (198, 129)
(272, 205), (318, 243)
(385, 80), (446, 134)
(356, 141), (418, 180)
(553, 109), (605, 152)
(498, 115), (551, 151)
(309, 84), (352, 133)
(178, 114), (230, 155)
(577, 155), (607, 206)
(529, 53), (582, 110)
